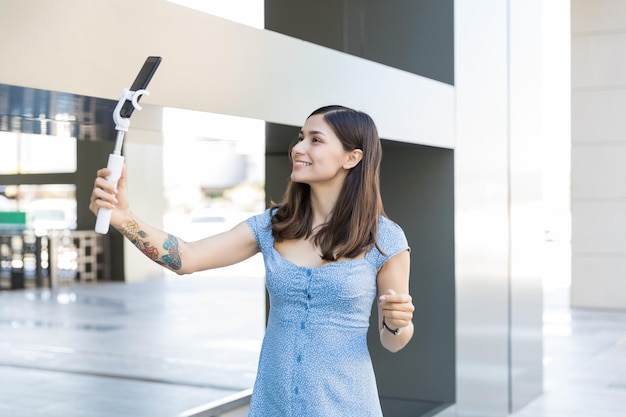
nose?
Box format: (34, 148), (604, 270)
(292, 139), (305, 155)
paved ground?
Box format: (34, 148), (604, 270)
(511, 286), (626, 417)
(0, 274), (266, 417)
(2, 271), (625, 417)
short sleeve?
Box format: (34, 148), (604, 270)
(245, 209), (273, 252)
(366, 216), (410, 270)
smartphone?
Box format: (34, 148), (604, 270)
(120, 56), (162, 118)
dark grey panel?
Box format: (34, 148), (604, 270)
(264, 0), (454, 85)
(371, 141), (455, 409)
(264, 122), (296, 206)
(361, 1), (454, 84)
(264, 1), (345, 53)
(265, 121), (299, 157)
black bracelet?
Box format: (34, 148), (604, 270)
(382, 316), (402, 335)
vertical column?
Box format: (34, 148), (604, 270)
(122, 104), (166, 282)
(508, 0), (544, 410)
(455, 0), (544, 414)
(455, 0), (511, 414)
(571, 0), (626, 309)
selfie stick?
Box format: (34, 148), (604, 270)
(94, 88), (149, 234)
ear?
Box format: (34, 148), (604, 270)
(343, 149), (363, 170)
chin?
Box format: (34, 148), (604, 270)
(290, 174), (308, 184)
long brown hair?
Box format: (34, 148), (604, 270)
(271, 105), (385, 261)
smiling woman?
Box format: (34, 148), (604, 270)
(89, 104), (414, 417)
(274, 106), (378, 262)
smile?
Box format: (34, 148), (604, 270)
(294, 161), (311, 166)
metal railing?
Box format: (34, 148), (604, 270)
(0, 229), (109, 289)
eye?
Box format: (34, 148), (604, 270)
(312, 137), (321, 143)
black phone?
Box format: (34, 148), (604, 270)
(120, 56), (162, 118)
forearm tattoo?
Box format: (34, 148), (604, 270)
(121, 220), (183, 271)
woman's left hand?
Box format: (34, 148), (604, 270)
(379, 289), (414, 330)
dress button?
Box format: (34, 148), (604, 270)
(294, 387), (299, 395)
(297, 355), (302, 363)
(300, 322), (305, 329)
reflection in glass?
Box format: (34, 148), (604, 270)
(20, 133), (77, 173)
(0, 131), (77, 174)
(0, 184), (77, 236)
(0, 131), (18, 174)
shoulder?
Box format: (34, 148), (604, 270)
(368, 216), (410, 269)
(246, 208), (272, 229)
(245, 208), (273, 237)
(377, 216), (408, 246)
(245, 209), (274, 249)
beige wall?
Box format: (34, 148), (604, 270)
(571, 0), (626, 309)
(0, 0), (454, 148)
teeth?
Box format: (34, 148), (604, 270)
(295, 161), (311, 166)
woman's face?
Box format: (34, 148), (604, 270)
(290, 114), (352, 186)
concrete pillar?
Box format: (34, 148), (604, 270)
(571, 0), (626, 309)
(455, 0), (544, 415)
(122, 105), (166, 283)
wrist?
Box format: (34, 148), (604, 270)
(382, 316), (405, 335)
(115, 212), (138, 238)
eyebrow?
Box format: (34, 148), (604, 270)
(299, 129), (327, 136)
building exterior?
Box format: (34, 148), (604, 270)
(2, 1), (605, 416)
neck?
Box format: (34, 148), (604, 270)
(309, 184), (341, 228)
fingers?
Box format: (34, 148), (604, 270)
(379, 289), (412, 305)
(95, 165), (126, 191)
(89, 168), (118, 214)
(91, 186), (117, 207)
(379, 289), (414, 328)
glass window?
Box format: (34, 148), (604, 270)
(20, 133), (77, 173)
(0, 184), (77, 235)
(0, 131), (19, 174)
(0, 131), (76, 174)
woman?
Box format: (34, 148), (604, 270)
(90, 105), (414, 416)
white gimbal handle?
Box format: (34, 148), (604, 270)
(94, 153), (125, 234)
(94, 88), (148, 234)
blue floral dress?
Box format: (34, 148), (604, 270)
(245, 209), (409, 417)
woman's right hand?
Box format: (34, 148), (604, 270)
(89, 164), (131, 229)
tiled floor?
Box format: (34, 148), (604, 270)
(0, 274), (266, 417)
(511, 287), (626, 417)
(1, 275), (625, 417)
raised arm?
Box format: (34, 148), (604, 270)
(89, 165), (259, 275)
